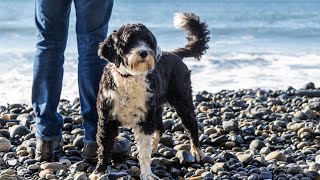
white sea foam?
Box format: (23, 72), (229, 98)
(185, 53), (320, 93)
(1, 50), (320, 105)
(0, 50), (79, 105)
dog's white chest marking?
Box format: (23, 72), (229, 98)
(107, 71), (152, 128)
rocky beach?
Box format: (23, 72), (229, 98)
(0, 83), (320, 180)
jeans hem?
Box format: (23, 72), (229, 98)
(83, 139), (97, 145)
(35, 133), (62, 141)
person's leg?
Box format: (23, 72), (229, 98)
(74, 0), (113, 144)
(32, 0), (72, 160)
(74, 0), (131, 164)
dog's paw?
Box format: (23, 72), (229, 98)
(89, 171), (103, 180)
(140, 173), (160, 180)
(190, 147), (204, 162)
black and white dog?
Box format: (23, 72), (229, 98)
(90, 12), (210, 180)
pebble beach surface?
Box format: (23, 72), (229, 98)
(0, 83), (320, 180)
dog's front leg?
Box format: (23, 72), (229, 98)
(89, 97), (119, 180)
(134, 127), (159, 180)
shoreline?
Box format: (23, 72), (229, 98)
(2, 52), (320, 106)
(0, 83), (320, 179)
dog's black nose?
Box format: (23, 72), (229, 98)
(139, 50), (148, 58)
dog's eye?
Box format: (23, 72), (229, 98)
(143, 40), (154, 48)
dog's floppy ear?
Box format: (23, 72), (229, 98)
(98, 31), (121, 67)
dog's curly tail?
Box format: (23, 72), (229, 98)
(173, 12), (210, 60)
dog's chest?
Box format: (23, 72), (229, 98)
(109, 74), (152, 128)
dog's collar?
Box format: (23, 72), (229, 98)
(114, 67), (132, 78)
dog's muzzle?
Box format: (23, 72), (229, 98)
(139, 50), (148, 59)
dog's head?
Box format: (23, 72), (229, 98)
(98, 23), (162, 75)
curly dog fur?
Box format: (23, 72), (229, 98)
(90, 12), (210, 180)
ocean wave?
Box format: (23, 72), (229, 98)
(1, 51), (320, 104)
(184, 53), (320, 93)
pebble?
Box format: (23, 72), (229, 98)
(9, 125), (31, 138)
(306, 171), (320, 179)
(39, 169), (53, 179)
(41, 162), (68, 172)
(46, 173), (56, 179)
(176, 150), (195, 165)
(74, 116), (82, 125)
(74, 172), (87, 180)
(249, 139), (266, 150)
(163, 119), (175, 130)
(287, 165), (304, 175)
(16, 114), (33, 128)
(202, 155), (215, 164)
(265, 151), (287, 162)
(194, 169), (206, 176)
(160, 134), (174, 147)
(71, 128), (84, 136)
(0, 87), (319, 180)
(308, 162), (320, 172)
(258, 172), (272, 180)
(1, 114), (18, 120)
(7, 159), (18, 166)
(222, 120), (238, 132)
(287, 122), (305, 132)
(151, 157), (171, 167)
(204, 127), (216, 135)
(99, 172), (131, 179)
(0, 175), (19, 180)
(224, 141), (236, 148)
(304, 82), (315, 90)
(0, 169), (15, 176)
(236, 151), (253, 164)
(316, 155), (320, 164)
(188, 176), (202, 180)
(297, 127), (313, 137)
(260, 147), (271, 155)
(129, 166), (140, 176)
(0, 130), (10, 138)
(0, 137), (11, 152)
(73, 135), (84, 148)
(294, 111), (308, 120)
(174, 144), (191, 151)
(27, 164), (41, 171)
(201, 171), (214, 179)
(70, 161), (87, 174)
(210, 135), (228, 145)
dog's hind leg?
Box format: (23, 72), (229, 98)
(168, 91), (204, 162)
(134, 127), (160, 180)
(152, 108), (164, 155)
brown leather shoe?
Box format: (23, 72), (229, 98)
(35, 138), (63, 162)
(83, 137), (131, 164)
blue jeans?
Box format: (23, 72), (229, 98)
(32, 0), (113, 144)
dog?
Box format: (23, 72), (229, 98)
(89, 12), (210, 180)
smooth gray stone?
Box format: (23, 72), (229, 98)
(9, 125), (31, 138)
(176, 150), (195, 165)
(258, 172), (272, 180)
(295, 90), (320, 97)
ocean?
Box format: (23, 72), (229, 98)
(1, 0), (320, 104)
